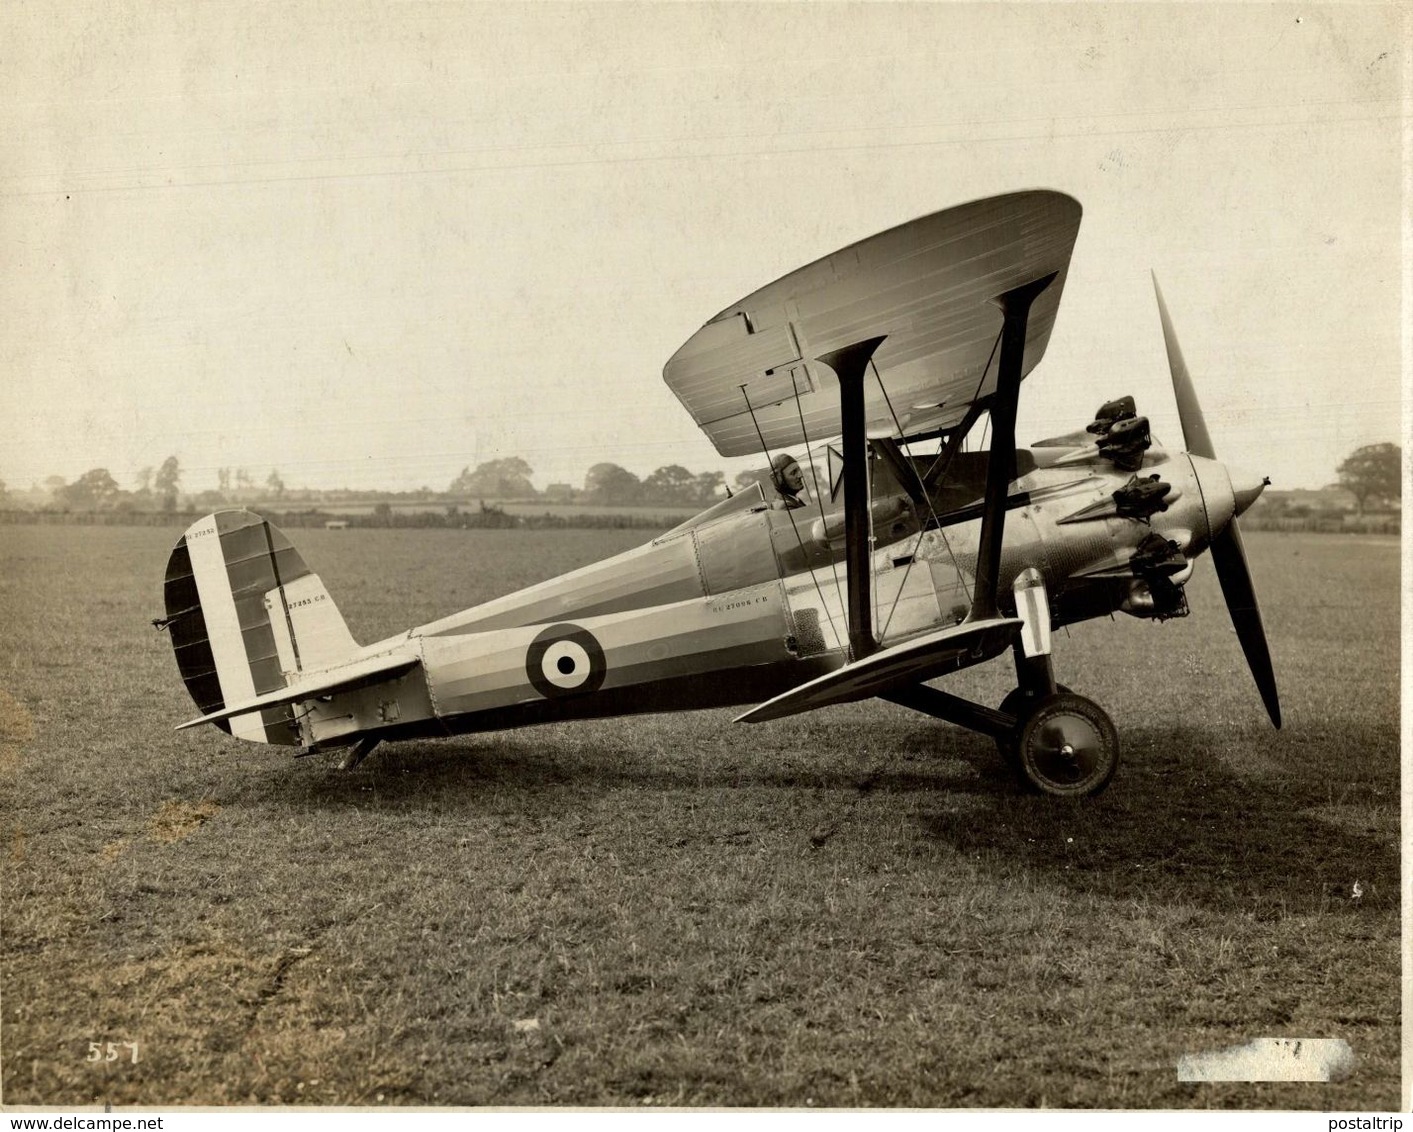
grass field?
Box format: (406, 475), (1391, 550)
(0, 524), (1400, 1108)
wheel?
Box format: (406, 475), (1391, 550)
(1015, 692), (1119, 798)
(995, 683), (1070, 766)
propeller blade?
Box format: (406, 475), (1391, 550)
(1209, 510), (1282, 729)
(1152, 272), (1216, 460)
(1153, 272), (1279, 728)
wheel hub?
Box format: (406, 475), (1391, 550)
(1013, 691), (1121, 797)
(1033, 717), (1105, 783)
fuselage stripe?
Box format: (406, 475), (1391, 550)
(185, 520), (266, 743)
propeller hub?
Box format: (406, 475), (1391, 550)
(1230, 467), (1270, 518)
(1184, 455), (1235, 546)
(1183, 457), (1269, 538)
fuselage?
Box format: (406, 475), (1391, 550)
(292, 442), (1261, 750)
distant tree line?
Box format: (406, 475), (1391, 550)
(446, 457), (727, 507)
(2, 454), (737, 515)
(5, 456), (187, 513)
(358, 502), (668, 531)
(579, 462), (724, 507)
(19, 441), (1393, 523)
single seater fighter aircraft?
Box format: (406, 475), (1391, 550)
(158, 190), (1279, 796)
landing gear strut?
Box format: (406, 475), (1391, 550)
(885, 670), (1120, 797)
(338, 735), (381, 771)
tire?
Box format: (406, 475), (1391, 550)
(1015, 692), (1119, 798)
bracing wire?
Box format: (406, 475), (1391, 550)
(740, 383), (773, 468)
(871, 363), (972, 639)
(739, 382), (844, 655)
(926, 327), (1002, 485)
(871, 330), (1004, 632)
(872, 365), (931, 640)
(788, 368), (846, 651)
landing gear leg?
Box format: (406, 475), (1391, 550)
(885, 570), (1120, 797)
(338, 736), (381, 772)
(993, 571), (1120, 796)
(995, 567), (1062, 763)
(995, 652), (1068, 768)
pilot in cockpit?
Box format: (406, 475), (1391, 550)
(770, 453), (808, 510)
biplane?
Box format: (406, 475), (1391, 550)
(158, 190), (1279, 796)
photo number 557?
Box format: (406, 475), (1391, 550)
(86, 1041), (140, 1064)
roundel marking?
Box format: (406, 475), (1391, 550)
(526, 623), (607, 699)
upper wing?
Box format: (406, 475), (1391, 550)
(664, 190), (1082, 457)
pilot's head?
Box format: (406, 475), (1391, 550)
(771, 453), (805, 496)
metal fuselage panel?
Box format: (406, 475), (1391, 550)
(417, 584), (841, 735)
(322, 445), (1217, 740)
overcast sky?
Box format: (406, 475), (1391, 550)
(3, 2), (1404, 495)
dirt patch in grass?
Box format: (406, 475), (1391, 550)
(148, 799), (222, 844)
(0, 688), (35, 777)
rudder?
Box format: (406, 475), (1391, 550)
(161, 510), (359, 745)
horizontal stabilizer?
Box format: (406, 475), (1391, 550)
(735, 617), (1022, 724)
(176, 652), (420, 731)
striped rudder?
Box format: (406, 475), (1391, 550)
(162, 511), (358, 745)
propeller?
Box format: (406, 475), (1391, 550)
(1153, 273), (1281, 729)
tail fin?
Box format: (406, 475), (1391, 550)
(161, 510), (359, 745)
